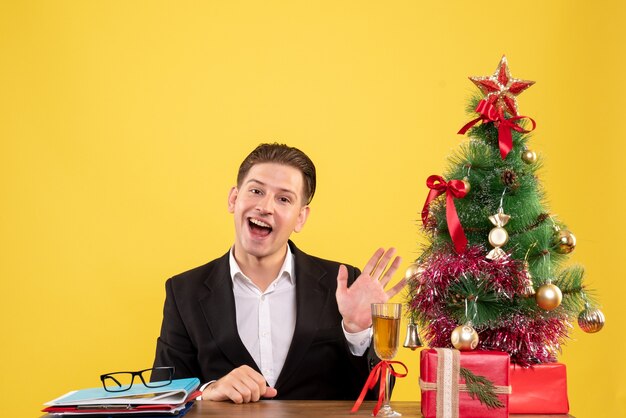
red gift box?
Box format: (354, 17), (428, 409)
(420, 348), (510, 418)
(509, 362), (569, 414)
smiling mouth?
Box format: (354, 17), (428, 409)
(248, 218), (272, 237)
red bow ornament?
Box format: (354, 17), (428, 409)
(421, 175), (468, 254)
(458, 99), (536, 160)
(351, 360), (408, 416)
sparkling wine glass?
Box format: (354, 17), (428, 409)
(371, 303), (402, 417)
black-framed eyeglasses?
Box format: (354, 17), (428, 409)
(100, 367), (175, 392)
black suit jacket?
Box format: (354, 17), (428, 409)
(152, 241), (376, 400)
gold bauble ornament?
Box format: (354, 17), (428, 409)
(554, 229), (576, 254)
(451, 323), (479, 351)
(521, 149), (537, 164)
(578, 306), (605, 333)
(405, 263), (424, 294)
(404, 263), (422, 280)
(536, 283), (563, 311)
(462, 177), (471, 194)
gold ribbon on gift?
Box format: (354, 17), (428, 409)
(418, 348), (512, 418)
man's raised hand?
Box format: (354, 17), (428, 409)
(336, 248), (406, 333)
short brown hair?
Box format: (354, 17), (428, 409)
(237, 143), (316, 205)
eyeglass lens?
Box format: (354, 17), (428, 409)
(101, 367), (173, 392)
(149, 367), (174, 386)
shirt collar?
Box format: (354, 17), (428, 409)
(229, 244), (295, 285)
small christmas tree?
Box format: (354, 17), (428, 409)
(406, 56), (605, 366)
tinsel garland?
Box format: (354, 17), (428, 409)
(479, 315), (570, 365)
(407, 244), (570, 365)
(408, 245), (527, 315)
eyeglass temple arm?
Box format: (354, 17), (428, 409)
(103, 375), (124, 388)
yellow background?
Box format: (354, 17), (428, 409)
(1, 1), (624, 416)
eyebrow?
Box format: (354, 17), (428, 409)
(245, 179), (298, 198)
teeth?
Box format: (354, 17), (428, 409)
(249, 218), (271, 228)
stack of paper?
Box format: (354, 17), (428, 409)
(42, 377), (201, 417)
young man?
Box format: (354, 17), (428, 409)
(152, 143), (405, 403)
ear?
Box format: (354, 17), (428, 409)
(227, 186), (238, 213)
(293, 205), (310, 233)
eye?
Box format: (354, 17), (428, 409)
(249, 188), (263, 195)
(278, 196), (292, 204)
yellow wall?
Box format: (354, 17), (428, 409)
(1, 1), (624, 416)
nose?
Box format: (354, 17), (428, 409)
(256, 193), (274, 214)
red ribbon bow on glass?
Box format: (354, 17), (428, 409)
(421, 175), (468, 254)
(458, 99), (536, 159)
(351, 360), (408, 416)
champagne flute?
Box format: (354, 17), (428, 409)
(371, 303), (402, 417)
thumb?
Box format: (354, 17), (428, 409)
(262, 387), (278, 398)
(336, 264), (348, 297)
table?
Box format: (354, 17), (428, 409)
(183, 400), (575, 417)
(40, 400), (575, 417)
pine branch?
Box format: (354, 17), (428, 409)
(554, 265), (601, 314)
(459, 367), (505, 409)
(446, 276), (512, 326)
(465, 94), (483, 114)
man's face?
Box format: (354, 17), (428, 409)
(228, 162), (310, 263)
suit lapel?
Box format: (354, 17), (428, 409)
(275, 243), (332, 389)
(198, 252), (260, 373)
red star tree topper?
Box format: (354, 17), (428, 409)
(469, 56), (535, 117)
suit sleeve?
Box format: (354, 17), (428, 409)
(151, 278), (202, 381)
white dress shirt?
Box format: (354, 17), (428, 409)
(228, 245), (371, 387)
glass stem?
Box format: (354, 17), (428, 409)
(383, 365), (392, 408)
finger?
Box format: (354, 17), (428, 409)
(204, 379), (240, 403)
(219, 383), (245, 404)
(232, 376), (266, 403)
(239, 366), (268, 402)
(238, 364), (258, 375)
(237, 386), (253, 403)
(237, 365), (267, 385)
(371, 248), (397, 280)
(262, 387), (278, 398)
(239, 365), (267, 387)
(336, 264), (349, 297)
(238, 375), (262, 402)
(385, 277), (407, 299)
(210, 366), (263, 403)
(379, 255), (403, 287)
(362, 248), (385, 277)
